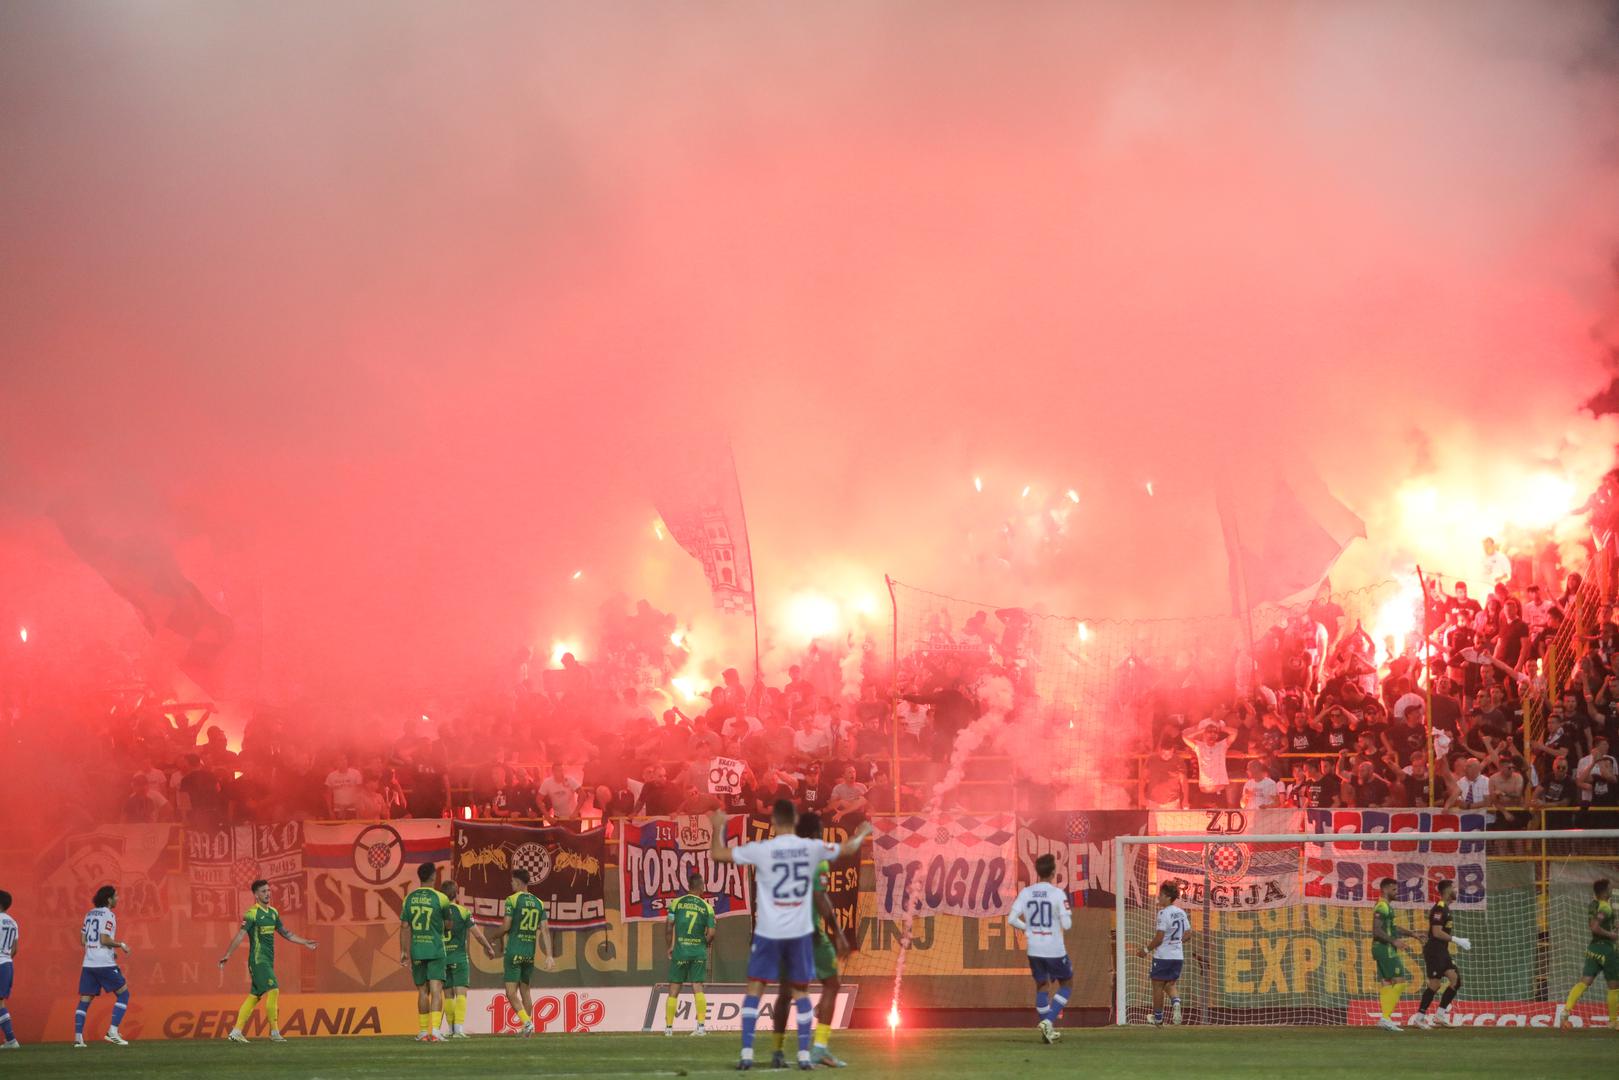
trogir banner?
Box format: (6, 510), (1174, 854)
(872, 814), (1015, 919)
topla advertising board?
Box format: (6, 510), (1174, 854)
(465, 987), (655, 1034)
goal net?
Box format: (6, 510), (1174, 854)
(1115, 828), (1619, 1027)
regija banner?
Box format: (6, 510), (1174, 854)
(1149, 809), (1304, 911)
(304, 820), (452, 924)
(1304, 809), (1487, 907)
(620, 815), (752, 922)
(451, 821), (608, 929)
(872, 814), (1015, 919)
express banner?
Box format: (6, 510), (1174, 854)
(872, 813), (1015, 919)
(1016, 810), (1148, 907)
(187, 821), (306, 921)
(451, 821), (608, 929)
(1304, 809), (1488, 907)
(304, 820), (452, 924)
(1149, 809), (1305, 910)
(619, 815), (752, 922)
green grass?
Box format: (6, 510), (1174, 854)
(6, 1028), (1617, 1079)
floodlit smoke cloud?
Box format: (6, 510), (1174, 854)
(1, 1), (1618, 706)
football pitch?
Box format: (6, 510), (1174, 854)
(8, 1028), (1616, 1079)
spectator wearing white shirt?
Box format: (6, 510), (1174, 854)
(1576, 738), (1616, 805)
(539, 762), (582, 820)
(1182, 716), (1237, 808)
(1240, 759), (1279, 809)
(324, 752), (364, 818)
(1447, 758), (1491, 811)
(1522, 584), (1559, 635)
(1480, 537), (1511, 588)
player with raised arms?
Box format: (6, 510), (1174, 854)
(439, 878), (494, 1038)
(709, 801), (872, 1070)
(0, 889), (19, 1049)
(1137, 881), (1190, 1027)
(1556, 877), (1618, 1029)
(218, 878), (319, 1043)
(1409, 879), (1469, 1029)
(1009, 852), (1073, 1043)
(484, 867), (555, 1037)
(1371, 877), (1422, 1032)
(74, 884), (131, 1048)
(664, 869), (716, 1037)
(398, 863), (451, 1042)
(768, 811), (854, 1067)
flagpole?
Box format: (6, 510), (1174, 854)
(1415, 565), (1436, 807)
(1217, 485), (1259, 695)
(725, 440), (763, 687)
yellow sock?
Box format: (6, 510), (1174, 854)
(456, 996), (468, 1025)
(263, 989), (280, 1031)
(694, 991), (707, 1025)
(1565, 982), (1587, 1010)
(1379, 984), (1401, 1020)
(517, 1007), (529, 1025)
(233, 995), (258, 1033)
(666, 995), (678, 1028)
(429, 1010), (442, 1034)
(418, 1013), (429, 1034)
(1607, 989), (1617, 1024)
(774, 1030), (787, 1052)
(814, 1021), (830, 1049)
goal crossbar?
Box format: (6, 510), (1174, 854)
(1111, 828), (1619, 1025)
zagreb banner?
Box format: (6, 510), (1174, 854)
(1304, 809), (1488, 908)
(619, 814), (752, 922)
(451, 821), (608, 929)
(1149, 809), (1305, 911)
(304, 820), (453, 924)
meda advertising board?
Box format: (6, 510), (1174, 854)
(465, 986), (859, 1034)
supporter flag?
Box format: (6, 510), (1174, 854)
(1216, 463), (1364, 610)
(53, 509), (236, 693)
(652, 440), (756, 617)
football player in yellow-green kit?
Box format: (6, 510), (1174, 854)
(438, 879), (495, 1038)
(663, 869), (716, 1037)
(399, 863), (451, 1043)
(218, 879), (318, 1044)
(484, 868), (554, 1036)
(1370, 877), (1422, 1032)
(1557, 877), (1618, 1029)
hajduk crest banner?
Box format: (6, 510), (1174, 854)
(451, 821), (608, 929)
(1149, 809), (1305, 910)
(872, 814), (1016, 919)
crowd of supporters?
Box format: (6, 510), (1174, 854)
(1133, 563), (1619, 823)
(8, 545), (1619, 835)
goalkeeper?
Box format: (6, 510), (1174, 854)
(1557, 877), (1617, 1029)
(1410, 879), (1469, 1029)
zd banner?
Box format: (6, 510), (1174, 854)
(1149, 809), (1304, 911)
(451, 821), (608, 929)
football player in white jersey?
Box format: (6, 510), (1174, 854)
(0, 889), (18, 1048)
(1008, 853), (1073, 1044)
(1137, 882), (1192, 1026)
(710, 801), (872, 1070)
(75, 885), (133, 1048)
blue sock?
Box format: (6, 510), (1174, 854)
(740, 994), (760, 1060)
(1035, 990), (1050, 1020)
(0, 1007), (13, 1041)
(1052, 988), (1070, 1020)
(795, 996), (813, 1058)
(111, 989), (129, 1029)
(75, 1004), (88, 1037)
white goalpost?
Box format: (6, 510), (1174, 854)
(1113, 829), (1619, 1028)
